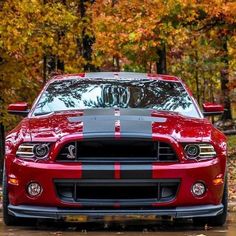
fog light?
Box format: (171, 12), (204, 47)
(27, 182), (42, 197)
(192, 182), (206, 197)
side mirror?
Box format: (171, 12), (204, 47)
(202, 102), (224, 116)
(7, 102), (29, 117)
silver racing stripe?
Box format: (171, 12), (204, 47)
(68, 109), (167, 135)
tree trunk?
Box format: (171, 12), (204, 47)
(79, 0), (97, 72)
(43, 0), (65, 79)
(0, 123), (4, 181)
(194, 50), (200, 104)
(203, 75), (206, 103)
(0, 82), (4, 181)
(220, 36), (232, 120)
(156, 44), (167, 74)
(43, 55), (47, 84)
(115, 56), (120, 71)
(47, 55), (64, 75)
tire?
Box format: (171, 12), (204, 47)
(2, 166), (19, 226)
(193, 177), (228, 227)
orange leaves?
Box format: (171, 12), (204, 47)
(0, 0), (235, 129)
(90, 0), (172, 68)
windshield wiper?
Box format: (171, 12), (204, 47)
(34, 111), (54, 116)
(152, 109), (181, 116)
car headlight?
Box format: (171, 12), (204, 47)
(16, 143), (51, 160)
(184, 144), (200, 158)
(184, 143), (216, 160)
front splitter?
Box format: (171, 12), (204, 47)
(8, 204), (223, 221)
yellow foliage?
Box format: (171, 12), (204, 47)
(0, 0), (235, 128)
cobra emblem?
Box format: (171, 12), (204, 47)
(67, 145), (76, 159)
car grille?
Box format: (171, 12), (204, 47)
(55, 180), (180, 205)
(56, 140), (178, 162)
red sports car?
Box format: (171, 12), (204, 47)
(3, 72), (227, 226)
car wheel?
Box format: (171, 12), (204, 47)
(2, 166), (19, 226)
(193, 177), (228, 227)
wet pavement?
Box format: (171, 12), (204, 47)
(0, 214), (236, 236)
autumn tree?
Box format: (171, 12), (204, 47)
(180, 0), (236, 118)
(0, 0), (235, 134)
(90, 0), (235, 116)
(91, 0), (185, 73)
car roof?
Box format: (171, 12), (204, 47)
(50, 72), (181, 83)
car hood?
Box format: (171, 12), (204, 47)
(27, 109), (214, 143)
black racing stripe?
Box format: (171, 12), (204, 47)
(82, 164), (114, 179)
(120, 164), (152, 179)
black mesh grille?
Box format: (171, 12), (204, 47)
(56, 140), (178, 162)
(55, 180), (180, 204)
(158, 142), (177, 161)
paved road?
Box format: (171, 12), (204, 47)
(0, 214), (236, 236)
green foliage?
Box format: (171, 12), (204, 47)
(227, 135), (236, 152)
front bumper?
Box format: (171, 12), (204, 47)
(8, 204), (224, 220)
(7, 158), (225, 207)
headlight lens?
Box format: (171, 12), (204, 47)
(33, 144), (50, 158)
(16, 143), (50, 160)
(184, 143), (216, 160)
(184, 144), (199, 158)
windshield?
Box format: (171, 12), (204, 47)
(33, 79), (200, 118)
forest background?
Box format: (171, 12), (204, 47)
(0, 0), (235, 162)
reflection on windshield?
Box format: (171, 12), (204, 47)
(33, 79), (200, 118)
